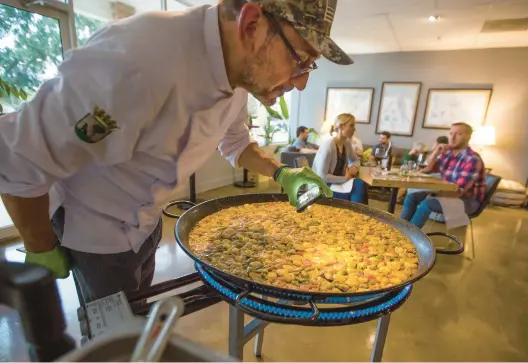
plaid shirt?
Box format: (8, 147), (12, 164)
(433, 147), (486, 202)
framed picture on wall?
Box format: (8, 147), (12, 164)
(324, 87), (374, 124)
(423, 88), (493, 129)
(376, 82), (421, 136)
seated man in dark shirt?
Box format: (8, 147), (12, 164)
(292, 126), (319, 151)
(432, 135), (449, 151)
(368, 131), (392, 163)
(400, 123), (485, 228)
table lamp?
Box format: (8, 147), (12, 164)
(471, 125), (496, 148)
(471, 126), (496, 172)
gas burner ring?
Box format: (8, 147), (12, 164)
(198, 264), (390, 303)
(196, 263), (412, 326)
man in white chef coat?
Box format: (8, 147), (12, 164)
(0, 0), (353, 302)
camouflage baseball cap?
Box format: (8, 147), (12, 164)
(252, 0), (353, 65)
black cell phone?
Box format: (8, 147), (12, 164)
(296, 186), (323, 213)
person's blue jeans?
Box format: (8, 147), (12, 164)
(400, 191), (480, 228)
(331, 178), (369, 205)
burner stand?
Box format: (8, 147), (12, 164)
(197, 263), (412, 362)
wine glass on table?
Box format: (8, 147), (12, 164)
(417, 153), (427, 169)
(374, 147), (384, 170)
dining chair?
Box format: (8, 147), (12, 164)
(427, 173), (502, 258)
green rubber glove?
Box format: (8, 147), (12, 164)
(275, 166), (333, 207)
(25, 245), (71, 279)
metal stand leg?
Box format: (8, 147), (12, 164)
(162, 173), (198, 219)
(254, 325), (265, 357)
(228, 302), (271, 360)
(387, 188), (399, 214)
(234, 168), (257, 188)
(228, 305), (245, 361)
(371, 313), (391, 362)
(189, 173), (197, 203)
(253, 295), (267, 357)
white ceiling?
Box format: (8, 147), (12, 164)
(331, 0), (528, 54)
(167, 0), (528, 54)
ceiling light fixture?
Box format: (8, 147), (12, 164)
(429, 15), (440, 22)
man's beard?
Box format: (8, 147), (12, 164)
(238, 47), (279, 106)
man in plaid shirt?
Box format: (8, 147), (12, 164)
(401, 122), (485, 228)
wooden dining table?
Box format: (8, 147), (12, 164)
(359, 166), (458, 214)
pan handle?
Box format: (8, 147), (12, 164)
(235, 290), (320, 323)
(426, 232), (464, 255)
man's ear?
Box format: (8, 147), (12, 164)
(237, 3), (267, 53)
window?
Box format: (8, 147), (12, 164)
(248, 92), (293, 146)
(75, 12), (105, 47)
(167, 0), (188, 11)
(1, 0), (73, 238)
(0, 0), (72, 113)
(73, 0), (164, 46)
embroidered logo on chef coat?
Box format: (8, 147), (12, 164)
(75, 105), (119, 143)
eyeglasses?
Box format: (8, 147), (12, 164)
(264, 11), (318, 79)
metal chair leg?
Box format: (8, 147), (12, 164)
(470, 219), (475, 260)
(426, 212), (438, 233)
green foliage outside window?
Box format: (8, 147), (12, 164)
(0, 4), (104, 112)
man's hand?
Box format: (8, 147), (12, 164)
(423, 144), (449, 173)
(434, 144), (449, 156)
(1, 194), (70, 278)
(25, 245), (71, 279)
(275, 167), (333, 206)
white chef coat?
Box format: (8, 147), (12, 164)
(0, 5), (254, 254)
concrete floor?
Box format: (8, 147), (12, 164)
(1, 181), (527, 361)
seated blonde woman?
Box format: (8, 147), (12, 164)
(312, 113), (369, 204)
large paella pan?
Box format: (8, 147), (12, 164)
(175, 194), (435, 301)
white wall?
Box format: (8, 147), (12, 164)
(295, 47), (528, 184)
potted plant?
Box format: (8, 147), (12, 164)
(0, 77), (27, 114)
(307, 127), (320, 143)
(260, 95), (289, 147)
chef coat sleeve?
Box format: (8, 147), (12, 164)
(218, 104), (256, 167)
(0, 48), (155, 197)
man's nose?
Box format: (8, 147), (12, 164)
(291, 73), (310, 91)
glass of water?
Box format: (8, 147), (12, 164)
(399, 163), (408, 176)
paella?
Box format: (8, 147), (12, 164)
(189, 202), (419, 293)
